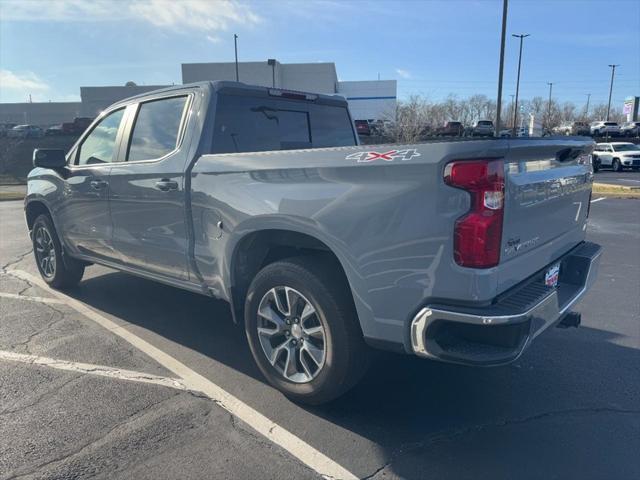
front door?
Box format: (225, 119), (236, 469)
(108, 94), (192, 280)
(57, 108), (126, 261)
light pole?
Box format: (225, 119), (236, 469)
(585, 93), (591, 120)
(606, 64), (619, 121)
(234, 34), (239, 81)
(546, 82), (553, 130)
(512, 33), (530, 136)
(494, 0), (509, 136)
(510, 94), (515, 128)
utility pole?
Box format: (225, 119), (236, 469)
(494, 0), (508, 136)
(585, 93), (591, 120)
(512, 33), (530, 136)
(234, 34), (239, 82)
(606, 64), (619, 121)
(546, 82), (553, 130)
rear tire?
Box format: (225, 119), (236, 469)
(244, 256), (370, 405)
(592, 157), (600, 172)
(32, 214), (84, 289)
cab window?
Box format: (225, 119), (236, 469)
(77, 109), (125, 165)
(127, 96), (188, 162)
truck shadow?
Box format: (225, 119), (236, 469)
(68, 270), (640, 480)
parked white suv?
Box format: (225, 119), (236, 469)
(592, 142), (640, 172)
(590, 121), (620, 137)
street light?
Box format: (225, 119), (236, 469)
(606, 64), (620, 121)
(234, 34), (239, 81)
(585, 93), (591, 120)
(547, 82), (553, 130)
(512, 33), (530, 136)
(494, 0), (509, 136)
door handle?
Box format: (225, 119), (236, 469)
(89, 179), (108, 190)
(155, 179), (179, 192)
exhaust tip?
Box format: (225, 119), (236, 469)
(557, 311), (581, 329)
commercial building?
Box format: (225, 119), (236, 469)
(182, 60), (396, 121)
(0, 60), (396, 126)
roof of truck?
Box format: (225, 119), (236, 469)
(109, 81), (349, 109)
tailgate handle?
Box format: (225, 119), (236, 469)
(556, 148), (583, 163)
(155, 179), (179, 191)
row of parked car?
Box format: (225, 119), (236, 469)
(355, 117), (640, 139)
(554, 121), (640, 137)
(0, 117), (93, 139)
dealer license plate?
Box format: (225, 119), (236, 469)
(545, 263), (560, 288)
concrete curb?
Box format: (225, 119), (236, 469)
(593, 182), (640, 198)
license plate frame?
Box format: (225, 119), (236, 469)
(544, 263), (561, 288)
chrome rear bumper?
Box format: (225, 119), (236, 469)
(410, 241), (602, 366)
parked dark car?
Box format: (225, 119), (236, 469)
(620, 121), (640, 137)
(0, 122), (17, 136)
(45, 125), (64, 136)
(435, 121), (464, 137)
(355, 119), (371, 136)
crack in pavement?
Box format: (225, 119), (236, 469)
(359, 406), (640, 479)
(4, 394), (179, 480)
(1, 249), (33, 275)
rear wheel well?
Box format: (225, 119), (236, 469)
(230, 230), (351, 323)
(25, 201), (51, 231)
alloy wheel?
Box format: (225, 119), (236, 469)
(256, 286), (327, 383)
(34, 225), (56, 278)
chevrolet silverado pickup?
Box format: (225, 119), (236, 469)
(25, 81), (602, 404)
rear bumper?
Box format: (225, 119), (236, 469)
(410, 241), (602, 366)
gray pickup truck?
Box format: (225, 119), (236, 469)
(26, 81), (602, 404)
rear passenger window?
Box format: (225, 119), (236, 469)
(212, 94), (355, 154)
(127, 96), (188, 162)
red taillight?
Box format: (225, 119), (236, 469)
(444, 159), (505, 268)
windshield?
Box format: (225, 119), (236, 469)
(604, 122), (618, 126)
(612, 144), (639, 152)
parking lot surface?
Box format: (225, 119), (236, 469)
(1, 198), (639, 480)
(594, 169), (640, 187)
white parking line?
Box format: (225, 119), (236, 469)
(8, 269), (358, 480)
(590, 197), (606, 203)
(0, 350), (190, 391)
(0, 291), (66, 304)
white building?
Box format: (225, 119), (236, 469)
(182, 60), (396, 121)
(0, 61), (396, 126)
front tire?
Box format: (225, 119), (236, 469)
(244, 256), (370, 405)
(612, 158), (623, 172)
(32, 214), (84, 289)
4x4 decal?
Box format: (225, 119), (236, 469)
(346, 149), (421, 163)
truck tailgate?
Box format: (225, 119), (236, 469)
(498, 138), (594, 293)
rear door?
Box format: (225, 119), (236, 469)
(108, 93), (193, 280)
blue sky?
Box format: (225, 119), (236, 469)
(1, 0), (638, 110)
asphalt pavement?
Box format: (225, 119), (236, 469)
(594, 169), (640, 187)
(1, 197), (639, 480)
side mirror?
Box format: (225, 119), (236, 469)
(33, 149), (67, 169)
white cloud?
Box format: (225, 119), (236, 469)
(1, 0), (261, 32)
(0, 70), (50, 91)
(395, 69), (412, 79)
(206, 35), (222, 44)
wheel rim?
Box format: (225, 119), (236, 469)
(256, 286), (327, 383)
(34, 225), (56, 278)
